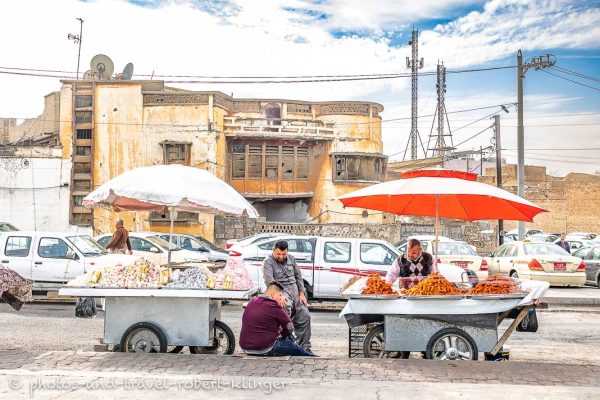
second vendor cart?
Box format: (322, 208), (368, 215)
(342, 279), (549, 360)
(59, 286), (257, 354)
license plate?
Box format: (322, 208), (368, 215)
(554, 262), (566, 271)
(454, 262), (469, 268)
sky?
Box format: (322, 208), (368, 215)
(0, 0), (599, 176)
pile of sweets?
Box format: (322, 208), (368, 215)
(167, 266), (212, 289)
(207, 257), (254, 290)
(67, 258), (167, 288)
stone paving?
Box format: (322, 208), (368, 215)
(0, 350), (598, 387)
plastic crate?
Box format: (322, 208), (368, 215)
(348, 323), (381, 358)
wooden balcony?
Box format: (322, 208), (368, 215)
(224, 117), (335, 141)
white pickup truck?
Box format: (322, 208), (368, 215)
(0, 231), (138, 292)
(235, 236), (473, 299)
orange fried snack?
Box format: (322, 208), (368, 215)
(361, 274), (397, 295)
(467, 274), (520, 295)
(404, 272), (463, 296)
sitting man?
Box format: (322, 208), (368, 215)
(240, 282), (315, 357)
(386, 238), (434, 289)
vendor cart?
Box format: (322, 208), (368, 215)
(59, 287), (257, 354)
(342, 280), (549, 361)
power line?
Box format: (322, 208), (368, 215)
(454, 125), (494, 147)
(502, 147), (600, 151)
(542, 70), (600, 92)
(551, 66), (600, 84)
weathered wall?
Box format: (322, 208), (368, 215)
(0, 148), (85, 233)
(481, 164), (600, 234)
(7, 92), (60, 144)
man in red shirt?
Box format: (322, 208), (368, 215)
(240, 282), (315, 357)
(105, 219), (133, 255)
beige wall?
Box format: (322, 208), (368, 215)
(7, 92), (59, 144)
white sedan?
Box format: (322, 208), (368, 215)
(96, 231), (208, 266)
(485, 241), (586, 287)
(434, 241), (488, 280)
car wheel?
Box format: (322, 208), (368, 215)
(189, 320), (235, 355)
(510, 270), (519, 279)
(597, 276), (600, 289)
(120, 322), (167, 353)
(426, 328), (478, 361)
(362, 324), (410, 359)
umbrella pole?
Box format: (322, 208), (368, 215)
(167, 207), (174, 269)
(434, 195), (439, 272)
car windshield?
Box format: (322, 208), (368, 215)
(147, 236), (181, 251)
(524, 243), (570, 256)
(66, 235), (108, 256)
(195, 236), (227, 253)
(436, 242), (476, 256)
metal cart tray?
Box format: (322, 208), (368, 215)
(345, 293), (401, 300)
(467, 293), (528, 300)
(402, 294), (467, 300)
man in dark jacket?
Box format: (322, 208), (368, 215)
(105, 219), (132, 255)
(556, 234), (571, 253)
(240, 282), (315, 356)
(386, 238), (434, 289)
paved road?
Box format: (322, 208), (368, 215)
(1, 303), (599, 399)
(1, 302), (600, 364)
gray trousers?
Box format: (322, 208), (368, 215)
(283, 288), (312, 350)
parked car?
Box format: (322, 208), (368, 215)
(229, 235), (314, 262)
(0, 231), (137, 291)
(507, 228), (543, 238)
(95, 231), (208, 266)
(561, 239), (592, 254)
(0, 222), (19, 232)
(485, 241), (586, 287)
(226, 233), (281, 249)
(154, 233), (228, 264)
(528, 234), (560, 243)
(395, 235), (456, 254)
(504, 233), (518, 242)
(572, 246), (600, 288)
(235, 235), (475, 299)
(568, 232), (597, 241)
(434, 241), (488, 279)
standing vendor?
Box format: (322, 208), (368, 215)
(386, 238), (434, 289)
(262, 240), (312, 352)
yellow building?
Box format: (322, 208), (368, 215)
(55, 79), (387, 240)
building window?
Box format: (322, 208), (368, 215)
(232, 145), (245, 179)
(73, 195), (85, 207)
(333, 154), (386, 182)
(160, 142), (191, 165)
(75, 95), (93, 109)
(248, 145), (263, 178)
(75, 146), (91, 156)
(75, 111), (92, 123)
(73, 162), (91, 174)
(230, 143), (309, 181)
(73, 180), (91, 191)
(76, 129), (92, 139)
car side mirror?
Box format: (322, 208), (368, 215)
(150, 247), (160, 253)
(66, 250), (77, 260)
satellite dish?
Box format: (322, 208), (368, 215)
(90, 54), (114, 80)
(83, 70), (97, 80)
(122, 63), (134, 80)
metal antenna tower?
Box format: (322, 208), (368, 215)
(404, 28), (424, 160)
(427, 61), (454, 157)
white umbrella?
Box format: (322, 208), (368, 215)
(84, 164), (259, 266)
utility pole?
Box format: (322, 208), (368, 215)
(68, 18), (84, 80)
(493, 115), (504, 245)
(405, 28), (424, 160)
(516, 50), (556, 239)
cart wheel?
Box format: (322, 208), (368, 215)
(426, 328), (478, 361)
(120, 322), (167, 353)
(516, 308), (538, 332)
(168, 346), (184, 354)
(362, 325), (409, 359)
(510, 271), (519, 279)
(189, 320), (235, 355)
